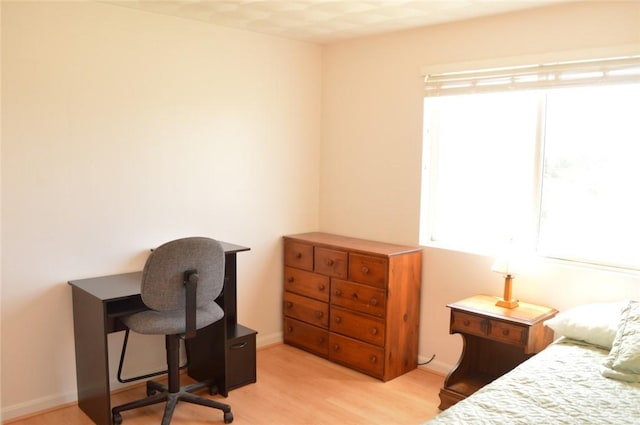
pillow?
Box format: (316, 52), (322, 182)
(544, 301), (627, 349)
(601, 300), (640, 382)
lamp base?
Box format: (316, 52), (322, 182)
(496, 299), (519, 309)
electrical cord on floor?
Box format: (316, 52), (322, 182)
(417, 354), (436, 366)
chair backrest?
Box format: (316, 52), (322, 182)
(140, 237), (225, 312)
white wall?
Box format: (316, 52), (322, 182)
(1, 1), (321, 419)
(3, 0), (640, 420)
(321, 1), (640, 374)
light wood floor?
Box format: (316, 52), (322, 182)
(8, 344), (444, 425)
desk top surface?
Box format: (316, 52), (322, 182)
(68, 241), (249, 301)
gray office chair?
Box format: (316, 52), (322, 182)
(112, 237), (233, 425)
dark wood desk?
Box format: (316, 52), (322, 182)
(69, 241), (256, 425)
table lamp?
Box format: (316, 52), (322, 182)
(491, 249), (522, 309)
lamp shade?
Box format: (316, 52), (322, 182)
(491, 241), (526, 276)
(491, 255), (522, 276)
(491, 241), (526, 309)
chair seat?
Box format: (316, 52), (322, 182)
(123, 302), (223, 335)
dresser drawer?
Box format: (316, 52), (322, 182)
(331, 279), (385, 317)
(330, 306), (385, 346)
(283, 292), (328, 328)
(284, 240), (313, 271)
(284, 267), (329, 302)
(283, 317), (329, 357)
(450, 311), (487, 337)
(489, 320), (527, 347)
(329, 333), (384, 378)
(348, 253), (387, 288)
(314, 247), (348, 278)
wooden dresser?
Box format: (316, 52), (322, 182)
(282, 232), (422, 381)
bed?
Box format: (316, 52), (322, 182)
(426, 300), (640, 424)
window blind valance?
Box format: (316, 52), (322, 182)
(423, 55), (640, 96)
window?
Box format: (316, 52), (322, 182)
(539, 84), (640, 268)
(420, 55), (640, 270)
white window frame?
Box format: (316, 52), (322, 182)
(419, 47), (640, 270)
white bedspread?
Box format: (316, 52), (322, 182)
(426, 339), (640, 424)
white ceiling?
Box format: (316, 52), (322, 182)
(104, 0), (571, 44)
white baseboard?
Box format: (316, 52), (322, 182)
(2, 391), (78, 422)
(419, 357), (452, 376)
(2, 332), (284, 421)
(3, 331), (442, 422)
(256, 331), (282, 348)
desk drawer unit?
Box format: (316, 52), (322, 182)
(283, 232), (422, 381)
(226, 324), (257, 391)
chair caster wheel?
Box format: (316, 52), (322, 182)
(224, 411), (233, 423)
(113, 413), (123, 425)
(146, 382), (157, 396)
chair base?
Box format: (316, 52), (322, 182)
(112, 378), (233, 424)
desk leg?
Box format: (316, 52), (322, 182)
(72, 287), (112, 425)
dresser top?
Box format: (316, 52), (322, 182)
(284, 232), (422, 257)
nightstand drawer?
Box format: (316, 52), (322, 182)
(284, 267), (329, 302)
(348, 253), (387, 288)
(283, 292), (328, 328)
(314, 247), (348, 278)
(489, 320), (527, 347)
(284, 240), (314, 271)
(450, 311), (487, 337)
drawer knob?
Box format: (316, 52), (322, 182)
(334, 289), (342, 296)
(295, 252), (302, 259)
(315, 311), (324, 319)
(371, 327), (378, 335)
(287, 326), (293, 332)
(334, 316), (342, 323)
(463, 319), (470, 326)
(285, 301), (293, 309)
(317, 337), (324, 344)
(351, 292), (359, 299)
(318, 283), (325, 291)
(325, 259), (334, 266)
(287, 277), (294, 283)
(333, 344), (340, 351)
(370, 298), (378, 306)
(361, 266), (369, 274)
(369, 355), (377, 363)
(502, 329), (510, 336)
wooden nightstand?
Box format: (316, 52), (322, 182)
(438, 294), (558, 410)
